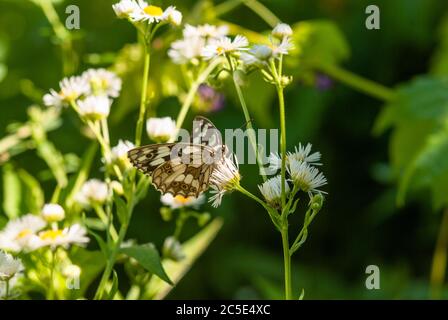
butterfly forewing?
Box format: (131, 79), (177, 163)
(192, 116), (223, 150)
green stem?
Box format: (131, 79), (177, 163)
(430, 208), (448, 299)
(4, 280), (10, 300)
(277, 86), (287, 208)
(135, 45), (151, 147)
(47, 249), (56, 300)
(37, 0), (76, 75)
(314, 62), (396, 102)
(94, 199), (134, 299)
(94, 205), (118, 241)
(174, 59), (222, 135)
(236, 185), (268, 209)
(243, 0), (280, 28)
(281, 225), (292, 300)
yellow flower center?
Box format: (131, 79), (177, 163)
(216, 47), (224, 54)
(40, 229), (64, 241)
(16, 229), (32, 239)
(144, 5), (163, 16)
(174, 195), (192, 205)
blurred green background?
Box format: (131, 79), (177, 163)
(2, 0), (448, 299)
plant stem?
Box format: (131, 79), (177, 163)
(243, 0), (280, 28)
(229, 59), (267, 180)
(277, 86), (287, 208)
(281, 225), (292, 300)
(430, 208), (448, 299)
(314, 62), (396, 102)
(4, 280), (10, 300)
(174, 59), (222, 134)
(37, 0), (76, 75)
(135, 45), (151, 147)
(47, 249), (56, 300)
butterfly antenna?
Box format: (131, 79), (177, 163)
(239, 118), (254, 130)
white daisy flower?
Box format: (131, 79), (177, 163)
(208, 154), (241, 207)
(82, 68), (122, 98)
(146, 117), (177, 143)
(129, 1), (179, 25)
(184, 24), (228, 39)
(112, 0), (141, 19)
(43, 76), (89, 108)
(201, 35), (249, 60)
(161, 194), (206, 210)
(77, 95), (111, 120)
(258, 175), (290, 207)
(37, 224), (89, 249)
(111, 139), (135, 165)
(41, 203), (65, 223)
(162, 236), (185, 261)
(287, 143), (321, 165)
(272, 23), (293, 39)
(168, 36), (206, 65)
(75, 179), (109, 207)
(240, 44), (273, 67)
(288, 159), (327, 196)
(0, 251), (23, 281)
(268, 143), (321, 172)
(0, 214), (47, 252)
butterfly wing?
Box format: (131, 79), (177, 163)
(192, 116), (223, 150)
(128, 142), (215, 197)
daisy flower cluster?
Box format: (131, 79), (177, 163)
(262, 143), (327, 205)
(0, 204), (89, 253)
(43, 68), (122, 121)
(146, 116), (177, 143)
(240, 23), (294, 71)
(168, 24), (230, 65)
(112, 0), (182, 26)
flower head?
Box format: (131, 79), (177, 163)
(271, 36), (294, 57)
(37, 224), (89, 249)
(77, 95), (111, 120)
(161, 194), (205, 210)
(258, 175), (290, 207)
(268, 143), (321, 172)
(146, 117), (177, 143)
(41, 204), (65, 223)
(209, 154), (241, 207)
(75, 179), (109, 207)
(43, 76), (89, 108)
(0, 251), (23, 281)
(0, 214), (47, 252)
(82, 68), (122, 98)
(129, 1), (182, 26)
(272, 23), (293, 39)
(112, 0), (141, 19)
(288, 159), (327, 196)
(202, 35), (248, 60)
(162, 236), (185, 261)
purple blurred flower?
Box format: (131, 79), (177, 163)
(197, 84), (225, 112)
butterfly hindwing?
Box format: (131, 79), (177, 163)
(128, 142), (216, 197)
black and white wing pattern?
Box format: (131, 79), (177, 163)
(128, 142), (215, 198)
(191, 116), (223, 151)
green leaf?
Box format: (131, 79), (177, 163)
(70, 248), (106, 298)
(2, 164), (21, 219)
(105, 270), (119, 300)
(143, 218), (223, 299)
(17, 168), (44, 214)
(35, 140), (67, 187)
(397, 126), (448, 206)
(290, 20), (350, 69)
(119, 243), (173, 285)
(89, 230), (109, 257)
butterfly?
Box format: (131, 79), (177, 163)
(128, 116), (227, 198)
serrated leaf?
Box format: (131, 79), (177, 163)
(120, 243), (172, 285)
